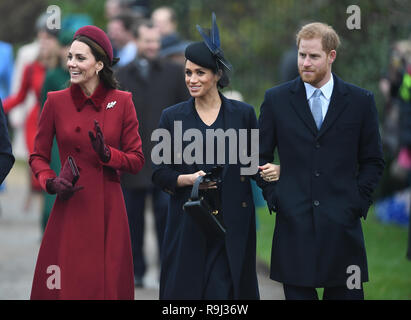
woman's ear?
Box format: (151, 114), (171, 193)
(217, 69), (223, 81)
(96, 61), (104, 73)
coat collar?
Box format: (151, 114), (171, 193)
(180, 92), (235, 116)
(179, 92), (237, 179)
(70, 82), (109, 112)
(290, 73), (348, 137)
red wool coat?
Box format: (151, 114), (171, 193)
(29, 83), (144, 299)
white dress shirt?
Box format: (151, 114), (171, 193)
(304, 75), (334, 122)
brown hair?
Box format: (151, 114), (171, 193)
(296, 22), (341, 53)
(73, 35), (119, 89)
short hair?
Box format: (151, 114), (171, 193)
(132, 19), (155, 39)
(152, 6), (177, 24)
(296, 22), (341, 53)
(111, 12), (143, 32)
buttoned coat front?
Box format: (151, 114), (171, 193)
(152, 95), (260, 299)
(257, 74), (385, 288)
(29, 83), (144, 299)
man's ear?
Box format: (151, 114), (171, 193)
(328, 50), (337, 64)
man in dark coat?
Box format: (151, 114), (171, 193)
(116, 20), (189, 287)
(257, 22), (385, 300)
(0, 99), (14, 184)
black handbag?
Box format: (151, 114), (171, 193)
(183, 175), (226, 238)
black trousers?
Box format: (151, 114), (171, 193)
(283, 283), (364, 300)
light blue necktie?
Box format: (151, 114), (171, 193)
(311, 89), (323, 130)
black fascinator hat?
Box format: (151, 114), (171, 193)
(185, 12), (232, 88)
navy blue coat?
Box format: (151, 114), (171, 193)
(256, 74), (385, 287)
(0, 99), (14, 184)
(152, 94), (260, 299)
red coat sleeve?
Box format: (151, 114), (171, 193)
(103, 93), (144, 174)
(3, 64), (32, 113)
(29, 93), (57, 190)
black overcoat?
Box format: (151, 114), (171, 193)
(116, 59), (190, 189)
(152, 94), (260, 299)
(256, 74), (385, 287)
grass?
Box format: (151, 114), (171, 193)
(256, 206), (411, 300)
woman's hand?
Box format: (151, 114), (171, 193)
(177, 170), (217, 189)
(258, 163), (280, 182)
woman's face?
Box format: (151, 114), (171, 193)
(67, 40), (103, 85)
(185, 60), (220, 98)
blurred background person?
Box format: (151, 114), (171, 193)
(38, 14), (92, 234)
(107, 12), (141, 68)
(151, 6), (190, 65)
(3, 17), (60, 211)
(0, 41), (14, 101)
(0, 40), (14, 193)
(378, 37), (411, 261)
(116, 19), (189, 288)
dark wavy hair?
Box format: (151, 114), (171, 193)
(72, 35), (120, 89)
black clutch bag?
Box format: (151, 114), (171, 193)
(183, 175), (226, 238)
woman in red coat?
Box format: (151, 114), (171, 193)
(29, 26), (144, 300)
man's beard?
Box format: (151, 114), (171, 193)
(299, 67), (327, 86)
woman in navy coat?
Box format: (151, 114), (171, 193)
(152, 15), (260, 300)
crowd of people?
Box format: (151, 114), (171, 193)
(0, 0), (408, 301)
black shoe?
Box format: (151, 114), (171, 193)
(134, 276), (143, 288)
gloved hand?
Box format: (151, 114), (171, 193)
(89, 120), (111, 163)
(46, 177), (84, 201)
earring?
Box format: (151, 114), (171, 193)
(96, 70), (99, 75)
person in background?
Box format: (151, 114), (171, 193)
(30, 25), (144, 299)
(0, 40), (14, 193)
(151, 6), (190, 65)
(116, 19), (189, 288)
(0, 41), (14, 101)
(107, 12), (140, 68)
(38, 29), (75, 233)
(3, 23), (60, 210)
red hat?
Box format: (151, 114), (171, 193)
(74, 25), (113, 64)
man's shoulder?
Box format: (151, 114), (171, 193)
(265, 78), (298, 97)
(342, 79), (374, 98)
(157, 59), (184, 73)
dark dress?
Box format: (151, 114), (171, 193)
(193, 104), (233, 299)
(152, 94), (260, 300)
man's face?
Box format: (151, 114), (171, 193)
(298, 37), (336, 88)
(107, 20), (129, 49)
(136, 26), (161, 61)
(152, 9), (176, 36)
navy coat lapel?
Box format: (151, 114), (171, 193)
(178, 97), (201, 173)
(178, 94), (236, 178)
(290, 74), (349, 138)
(289, 78), (318, 136)
(221, 94), (236, 180)
(317, 74), (349, 139)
